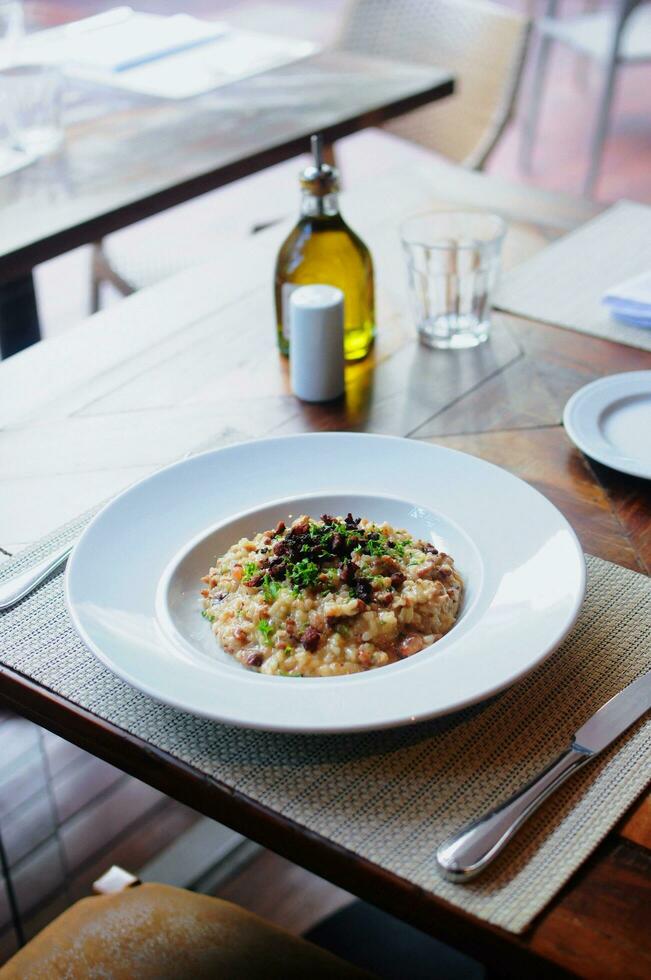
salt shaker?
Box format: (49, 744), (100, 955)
(289, 284), (345, 402)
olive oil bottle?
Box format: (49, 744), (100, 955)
(274, 135), (375, 362)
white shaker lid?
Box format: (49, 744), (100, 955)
(290, 284), (345, 403)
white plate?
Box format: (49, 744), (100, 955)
(65, 433), (585, 733)
(563, 371), (651, 480)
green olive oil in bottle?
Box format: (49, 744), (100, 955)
(274, 135), (375, 361)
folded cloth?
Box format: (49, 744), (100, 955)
(603, 270), (651, 327)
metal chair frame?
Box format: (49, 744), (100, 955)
(520, 0), (649, 196)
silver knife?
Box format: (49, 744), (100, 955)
(436, 671), (651, 882)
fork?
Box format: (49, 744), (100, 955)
(0, 541), (74, 611)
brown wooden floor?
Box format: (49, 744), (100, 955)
(217, 850), (353, 936)
(0, 709), (196, 961)
(0, 708), (352, 965)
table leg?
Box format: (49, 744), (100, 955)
(0, 273), (41, 358)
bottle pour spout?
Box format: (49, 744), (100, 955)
(311, 133), (323, 170)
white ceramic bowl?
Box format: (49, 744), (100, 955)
(66, 433), (585, 733)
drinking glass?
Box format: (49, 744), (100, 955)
(401, 211), (506, 349)
(0, 62), (64, 155)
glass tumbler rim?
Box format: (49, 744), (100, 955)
(400, 209), (507, 251)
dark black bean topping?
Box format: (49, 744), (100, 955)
(300, 626), (321, 652)
(272, 539), (288, 556)
(340, 562), (356, 584)
(424, 543), (439, 555)
(321, 514), (335, 524)
(390, 572), (406, 590)
(331, 532), (347, 556)
(274, 521), (286, 536)
(354, 578), (373, 603)
(246, 652), (263, 668)
(247, 573), (265, 587)
(266, 556), (286, 579)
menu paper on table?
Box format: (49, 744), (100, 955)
(25, 10), (227, 73)
(104, 30), (318, 99)
(495, 200), (651, 352)
(18, 9), (318, 99)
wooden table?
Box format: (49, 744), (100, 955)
(1, 162), (649, 978)
(0, 19), (452, 356)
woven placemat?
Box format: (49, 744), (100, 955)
(495, 200), (651, 352)
(1, 512), (649, 935)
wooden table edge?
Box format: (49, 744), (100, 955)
(0, 660), (577, 978)
(0, 65), (453, 281)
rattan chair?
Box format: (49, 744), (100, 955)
(337, 0), (530, 169)
(90, 0), (530, 309)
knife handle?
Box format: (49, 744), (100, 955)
(436, 746), (592, 882)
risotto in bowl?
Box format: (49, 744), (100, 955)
(157, 492), (479, 682)
(201, 513), (463, 677)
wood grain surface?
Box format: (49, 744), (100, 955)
(0, 160), (649, 979)
(0, 48), (452, 281)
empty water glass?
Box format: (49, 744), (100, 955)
(0, 62), (64, 155)
(401, 211), (506, 349)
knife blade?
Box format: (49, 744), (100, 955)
(573, 670), (651, 753)
(436, 671), (651, 882)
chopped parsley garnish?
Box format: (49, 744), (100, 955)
(221, 518), (417, 605)
(388, 536), (411, 557)
(262, 574), (281, 603)
(364, 537), (388, 556)
(242, 561), (258, 583)
(257, 618), (275, 644)
(289, 558), (319, 590)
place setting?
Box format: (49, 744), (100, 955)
(2, 136), (650, 948)
(0, 3), (650, 974)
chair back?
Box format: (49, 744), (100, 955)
(338, 0), (530, 169)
